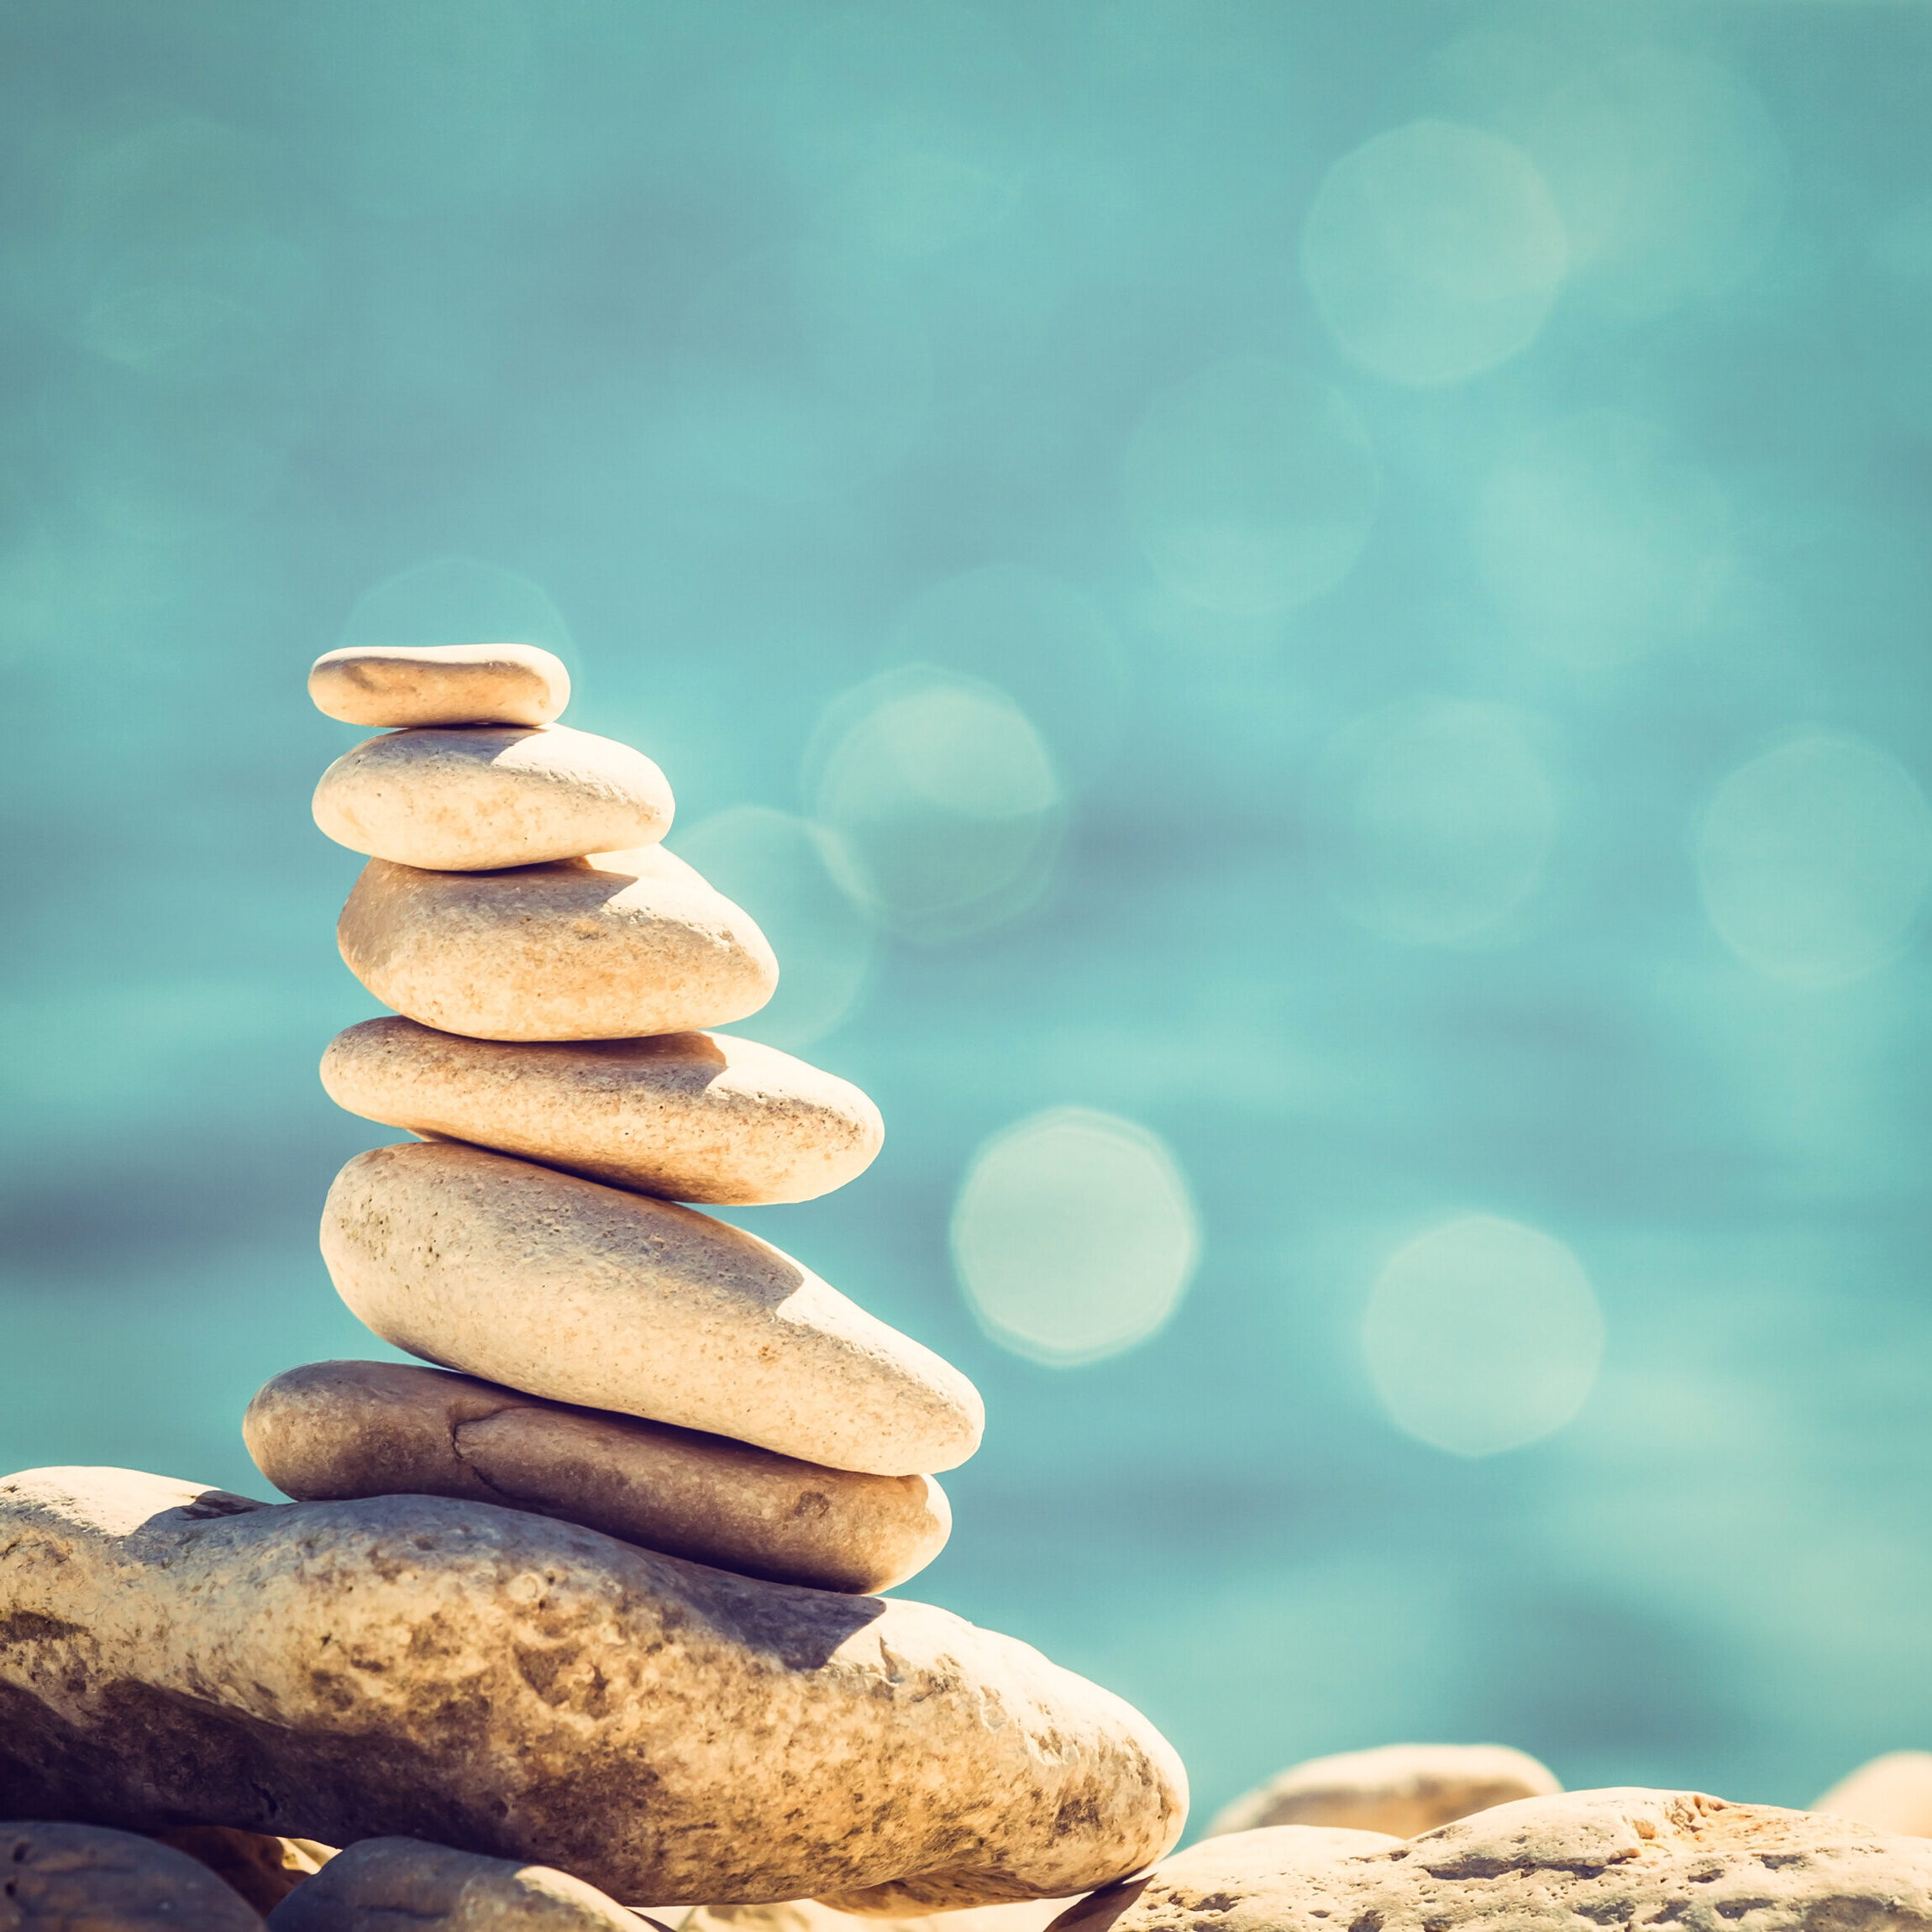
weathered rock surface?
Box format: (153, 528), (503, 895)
(265, 1837), (637, 1929)
(321, 1019), (883, 1206)
(690, 1894), (1081, 1932)
(310, 643), (570, 729)
(0, 1467), (1187, 1908)
(151, 1824), (333, 1912)
(321, 1143), (982, 1477)
(245, 1361), (952, 1594)
(313, 726), (675, 872)
(339, 846), (778, 1042)
(1050, 1789), (1932, 1932)
(1206, 1741), (1560, 1838)
(1814, 1750), (1932, 1835)
(0, 1819), (267, 1929)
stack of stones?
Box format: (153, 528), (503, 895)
(247, 640), (979, 1599)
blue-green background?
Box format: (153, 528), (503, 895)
(5, 0), (1932, 1835)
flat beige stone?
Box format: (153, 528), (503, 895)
(310, 643), (570, 728)
(313, 726), (675, 872)
(0, 1467), (1188, 1908)
(321, 1018), (883, 1205)
(338, 845), (779, 1042)
(1050, 1790), (1932, 1932)
(266, 1837), (638, 1929)
(0, 1819), (267, 1929)
(321, 1142), (983, 1477)
(1206, 1742), (1560, 1838)
(1815, 1751), (1932, 1835)
(152, 1826), (333, 1914)
(245, 1361), (952, 1594)
(690, 1894), (1083, 1932)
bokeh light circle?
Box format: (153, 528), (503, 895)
(672, 806), (875, 1048)
(1697, 735), (1932, 989)
(1122, 356), (1380, 616)
(1474, 410), (1730, 666)
(1301, 120), (1568, 387)
(807, 666), (1064, 944)
(952, 1106), (1200, 1366)
(1323, 699), (1560, 947)
(1364, 1215), (1604, 1457)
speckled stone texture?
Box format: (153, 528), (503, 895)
(1206, 1741), (1560, 1838)
(320, 1142), (983, 1477)
(337, 845), (779, 1042)
(244, 1361), (952, 1594)
(265, 1837), (638, 1929)
(0, 1819), (267, 1929)
(321, 1019), (884, 1205)
(0, 1467), (1187, 1910)
(1051, 1789), (1932, 1932)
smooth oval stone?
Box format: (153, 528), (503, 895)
(152, 1826), (333, 1913)
(0, 1819), (267, 1929)
(313, 726), (675, 872)
(310, 643), (570, 728)
(0, 1467), (1188, 1908)
(321, 1143), (983, 1477)
(1206, 1743), (1560, 1839)
(1814, 1752), (1932, 1835)
(1050, 1792), (1932, 1932)
(321, 1018), (883, 1205)
(691, 1896), (1082, 1932)
(245, 1361), (952, 1594)
(338, 845), (779, 1042)
(266, 1837), (637, 1929)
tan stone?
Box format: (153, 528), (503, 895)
(310, 643), (570, 728)
(1049, 1790), (1932, 1932)
(244, 1361), (952, 1594)
(151, 1825), (333, 1913)
(1206, 1742), (1560, 1838)
(0, 1819), (267, 1929)
(690, 1895), (1083, 1932)
(313, 726), (674, 872)
(321, 1143), (983, 1477)
(338, 845), (779, 1042)
(0, 1467), (1188, 1908)
(1814, 1751), (1932, 1835)
(265, 1837), (637, 1929)
(321, 1019), (883, 1205)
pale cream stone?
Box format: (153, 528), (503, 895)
(0, 1820), (268, 1929)
(245, 1361), (952, 1594)
(266, 1837), (638, 1929)
(309, 643), (570, 728)
(313, 726), (674, 872)
(338, 845), (779, 1042)
(0, 1467), (1189, 1908)
(320, 1142), (983, 1478)
(1050, 1791), (1932, 1932)
(321, 1018), (883, 1205)
(690, 1895), (1083, 1932)
(1814, 1751), (1932, 1835)
(1206, 1742), (1560, 1839)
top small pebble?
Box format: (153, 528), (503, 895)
(309, 642), (570, 728)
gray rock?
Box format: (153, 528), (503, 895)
(0, 1467), (1186, 1910)
(0, 1819), (266, 1928)
(1205, 1741), (1559, 1838)
(244, 1361), (953, 1595)
(265, 1837), (636, 1929)
(1049, 1789), (1932, 1932)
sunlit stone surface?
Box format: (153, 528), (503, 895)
(1208, 1742), (1562, 1838)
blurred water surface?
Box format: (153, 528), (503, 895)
(4, 0), (1932, 1827)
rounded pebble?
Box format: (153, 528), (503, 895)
(0, 1819), (267, 1929)
(308, 643), (570, 728)
(320, 1142), (984, 1477)
(1814, 1752), (1932, 1836)
(312, 725), (674, 872)
(245, 1360), (952, 1595)
(337, 845), (779, 1042)
(321, 1017), (882, 1205)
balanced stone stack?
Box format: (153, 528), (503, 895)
(0, 641), (1186, 1914)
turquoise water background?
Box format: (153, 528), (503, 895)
(6, 0), (1932, 1833)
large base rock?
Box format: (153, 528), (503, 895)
(0, 1467), (1186, 1910)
